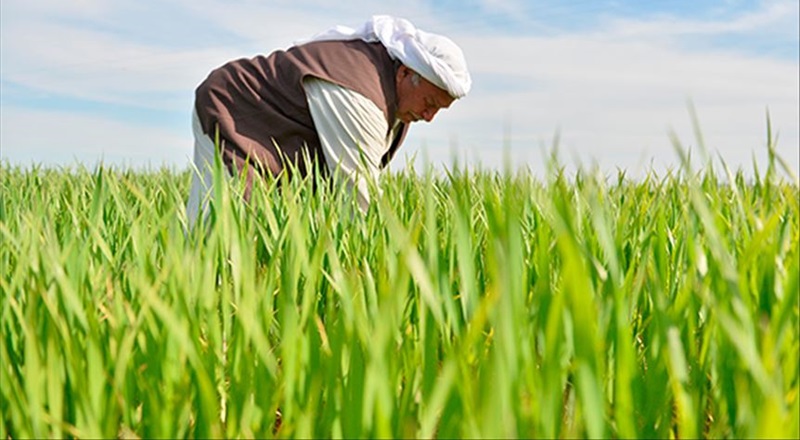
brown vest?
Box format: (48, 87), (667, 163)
(194, 40), (408, 187)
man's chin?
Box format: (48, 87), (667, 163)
(399, 112), (421, 124)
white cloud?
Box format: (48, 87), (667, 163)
(1, 0), (797, 178)
(0, 107), (192, 168)
(1, 19), (235, 110)
(477, 0), (529, 17)
(170, 0), (439, 45)
(0, 0), (442, 109)
(0, 0), (112, 21)
(605, 0), (799, 38)
(399, 28), (799, 175)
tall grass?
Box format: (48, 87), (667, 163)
(1, 148), (798, 438)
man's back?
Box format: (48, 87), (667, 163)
(194, 40), (403, 182)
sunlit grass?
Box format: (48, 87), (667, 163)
(1, 143), (798, 438)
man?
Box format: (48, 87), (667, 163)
(186, 15), (471, 224)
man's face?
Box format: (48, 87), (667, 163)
(395, 66), (455, 124)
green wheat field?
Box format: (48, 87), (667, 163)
(1, 139), (798, 438)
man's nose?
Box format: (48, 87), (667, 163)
(422, 108), (438, 122)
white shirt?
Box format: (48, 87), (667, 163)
(303, 77), (401, 212)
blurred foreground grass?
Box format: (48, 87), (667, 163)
(1, 150), (798, 438)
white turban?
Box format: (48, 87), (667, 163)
(306, 15), (472, 99)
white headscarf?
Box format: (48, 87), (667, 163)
(305, 15), (472, 99)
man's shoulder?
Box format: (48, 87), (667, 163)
(290, 39), (388, 60)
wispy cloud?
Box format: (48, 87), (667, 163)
(1, 108), (190, 168)
(2, 23), (224, 110)
(604, 0), (798, 38)
(1, 0), (797, 176)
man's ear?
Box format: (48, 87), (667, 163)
(396, 65), (410, 81)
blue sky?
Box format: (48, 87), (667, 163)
(1, 0), (798, 176)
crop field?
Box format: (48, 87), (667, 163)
(1, 146), (798, 438)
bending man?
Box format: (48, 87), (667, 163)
(186, 15), (471, 224)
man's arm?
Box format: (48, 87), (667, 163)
(304, 77), (396, 212)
